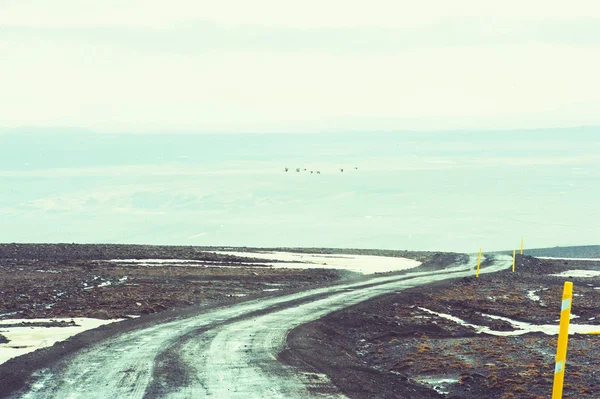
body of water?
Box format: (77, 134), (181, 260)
(1, 128), (598, 252)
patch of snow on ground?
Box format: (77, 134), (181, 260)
(212, 251), (422, 274)
(0, 318), (122, 365)
(108, 259), (201, 264)
(419, 308), (600, 337)
(550, 270), (600, 278)
(538, 257), (600, 262)
(553, 314), (580, 322)
(106, 259), (271, 268)
(414, 377), (458, 395)
(527, 290), (541, 302)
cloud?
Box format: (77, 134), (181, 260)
(0, 1), (599, 132)
(1, 0), (600, 29)
(4, 19), (600, 55)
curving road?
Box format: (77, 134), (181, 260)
(12, 254), (511, 399)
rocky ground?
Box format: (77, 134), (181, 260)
(3, 244), (600, 398)
(0, 243), (434, 331)
(0, 244), (359, 324)
(0, 243), (448, 398)
(284, 255), (600, 398)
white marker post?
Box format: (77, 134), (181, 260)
(552, 281), (573, 399)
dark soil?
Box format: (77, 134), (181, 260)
(6, 244), (598, 398)
(0, 244), (349, 320)
(0, 244), (445, 320)
(0, 244), (452, 398)
(0, 243), (434, 263)
(283, 255), (600, 398)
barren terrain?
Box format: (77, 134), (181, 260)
(284, 255), (600, 398)
(1, 245), (599, 398)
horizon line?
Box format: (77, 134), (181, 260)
(1, 124), (598, 136)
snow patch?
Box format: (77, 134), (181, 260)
(539, 257), (600, 262)
(107, 259), (271, 268)
(108, 259), (201, 264)
(550, 270), (600, 278)
(415, 377), (457, 395)
(527, 290), (540, 302)
(419, 308), (600, 336)
(0, 318), (123, 365)
(212, 251), (421, 274)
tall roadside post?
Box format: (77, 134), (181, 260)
(552, 281), (573, 399)
(475, 248), (482, 278)
(520, 237), (524, 255)
(512, 249), (516, 273)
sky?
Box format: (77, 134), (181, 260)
(1, 0), (600, 133)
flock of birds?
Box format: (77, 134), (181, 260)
(284, 167), (358, 174)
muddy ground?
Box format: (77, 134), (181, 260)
(3, 244), (600, 398)
(0, 244), (394, 321)
(0, 244), (448, 397)
(0, 243), (435, 329)
(284, 255), (600, 398)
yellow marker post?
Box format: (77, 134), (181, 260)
(512, 249), (516, 272)
(552, 281), (573, 399)
(520, 237), (524, 255)
(475, 248), (482, 278)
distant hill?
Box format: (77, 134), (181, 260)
(517, 245), (600, 258)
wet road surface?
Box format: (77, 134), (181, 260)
(12, 255), (511, 398)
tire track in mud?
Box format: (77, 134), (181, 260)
(10, 255), (511, 398)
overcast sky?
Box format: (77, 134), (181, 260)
(1, 0), (599, 133)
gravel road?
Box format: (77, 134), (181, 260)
(9, 254), (511, 398)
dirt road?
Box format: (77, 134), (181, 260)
(8, 254), (511, 398)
